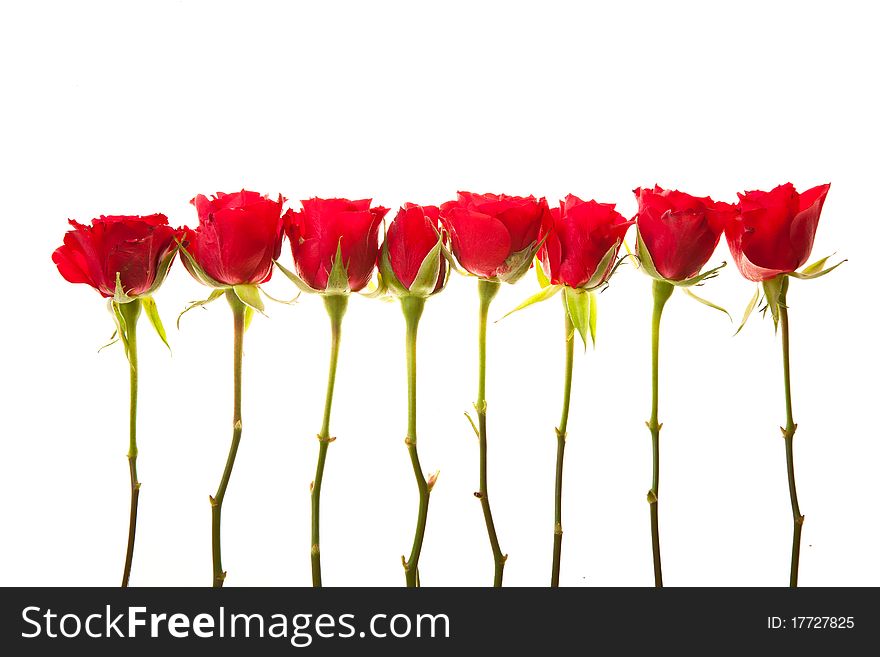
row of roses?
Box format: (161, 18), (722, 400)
(53, 184), (839, 588)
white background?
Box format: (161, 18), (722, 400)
(1, 0), (877, 587)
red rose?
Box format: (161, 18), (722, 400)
(52, 214), (178, 298)
(635, 185), (734, 282)
(379, 203), (447, 296)
(726, 183), (831, 282)
(286, 197), (389, 293)
(182, 190), (285, 287)
(539, 195), (634, 289)
(439, 191), (551, 282)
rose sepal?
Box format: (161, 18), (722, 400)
(177, 289), (225, 328)
(636, 231), (726, 288)
(140, 242), (180, 298)
(495, 234), (548, 284)
(108, 297), (141, 367)
(323, 241), (352, 296)
(232, 284), (266, 314)
(636, 231), (729, 318)
(787, 253), (847, 280)
(273, 259), (322, 295)
(379, 235), (447, 299)
(582, 240), (626, 291)
(141, 296), (170, 351)
(177, 240), (226, 289)
(110, 273), (171, 350)
(378, 239), (409, 297)
(498, 283), (563, 322)
(761, 275), (788, 331)
(563, 286), (597, 350)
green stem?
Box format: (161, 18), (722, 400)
(777, 278), (803, 587)
(647, 279), (673, 588)
(118, 299), (142, 588)
(211, 290), (246, 588)
(551, 303), (574, 587)
(311, 293), (348, 587)
(475, 279), (506, 587)
(401, 296), (429, 587)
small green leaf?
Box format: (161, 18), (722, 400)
(734, 286), (761, 336)
(243, 306), (255, 332)
(789, 259), (846, 280)
(498, 284), (563, 321)
(326, 240), (351, 295)
(535, 258), (551, 289)
(233, 284), (265, 314)
(274, 259), (320, 294)
(564, 286), (591, 350)
(408, 237), (444, 297)
(683, 288), (731, 320)
(177, 288), (225, 328)
(141, 296), (170, 351)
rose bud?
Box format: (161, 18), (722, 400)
(379, 203), (448, 298)
(726, 182), (831, 282)
(634, 185), (735, 284)
(281, 197), (389, 294)
(439, 191), (551, 283)
(52, 214), (178, 299)
(539, 195), (634, 290)
(180, 190), (285, 288)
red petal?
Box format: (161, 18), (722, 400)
(442, 207), (511, 278)
(387, 205), (442, 289)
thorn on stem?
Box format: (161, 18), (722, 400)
(473, 491), (483, 499)
(426, 470), (440, 490)
(780, 424), (798, 439)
